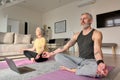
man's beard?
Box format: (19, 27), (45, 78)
(81, 23), (91, 29)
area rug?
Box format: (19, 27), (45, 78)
(28, 66), (115, 80)
(0, 60), (60, 80)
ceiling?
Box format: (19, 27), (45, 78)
(15, 0), (81, 13)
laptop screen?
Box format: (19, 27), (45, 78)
(5, 58), (19, 72)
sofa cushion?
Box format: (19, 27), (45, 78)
(0, 32), (14, 44)
(14, 34), (31, 44)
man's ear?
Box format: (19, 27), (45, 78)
(89, 19), (93, 24)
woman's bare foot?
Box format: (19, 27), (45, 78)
(30, 58), (35, 62)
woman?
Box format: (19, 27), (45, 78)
(23, 27), (48, 62)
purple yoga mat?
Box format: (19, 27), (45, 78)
(29, 70), (99, 80)
(0, 58), (35, 69)
(29, 66), (113, 80)
(0, 57), (54, 69)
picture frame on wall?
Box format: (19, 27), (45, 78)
(54, 20), (66, 33)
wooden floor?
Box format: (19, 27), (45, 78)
(103, 54), (120, 79)
(103, 54), (120, 67)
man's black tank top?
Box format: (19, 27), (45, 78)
(77, 29), (95, 59)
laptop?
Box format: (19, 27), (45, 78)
(5, 58), (36, 74)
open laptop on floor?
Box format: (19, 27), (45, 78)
(5, 57), (36, 74)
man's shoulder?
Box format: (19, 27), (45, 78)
(74, 32), (80, 35)
(74, 32), (80, 37)
(93, 29), (102, 39)
(93, 29), (102, 35)
(71, 32), (81, 40)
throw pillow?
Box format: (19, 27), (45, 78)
(0, 32), (14, 44)
(14, 33), (31, 44)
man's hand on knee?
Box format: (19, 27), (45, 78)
(97, 63), (108, 77)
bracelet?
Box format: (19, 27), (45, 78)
(97, 60), (104, 65)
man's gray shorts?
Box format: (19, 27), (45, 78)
(55, 53), (98, 77)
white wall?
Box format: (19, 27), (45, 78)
(42, 0), (120, 54)
(0, 6), (42, 37)
(7, 19), (19, 33)
(91, 0), (120, 54)
(0, 11), (8, 32)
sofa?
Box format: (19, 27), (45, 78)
(0, 32), (33, 60)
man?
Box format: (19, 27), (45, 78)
(43, 13), (108, 77)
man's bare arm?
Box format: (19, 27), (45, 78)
(93, 30), (103, 61)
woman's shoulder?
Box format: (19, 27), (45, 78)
(39, 37), (46, 41)
(35, 37), (46, 41)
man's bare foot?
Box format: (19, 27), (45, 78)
(30, 58), (35, 62)
(60, 66), (71, 71)
(60, 66), (76, 73)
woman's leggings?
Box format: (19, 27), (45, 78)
(24, 50), (48, 62)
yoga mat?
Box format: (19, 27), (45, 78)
(29, 66), (114, 80)
(0, 57), (54, 69)
(0, 58), (35, 69)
